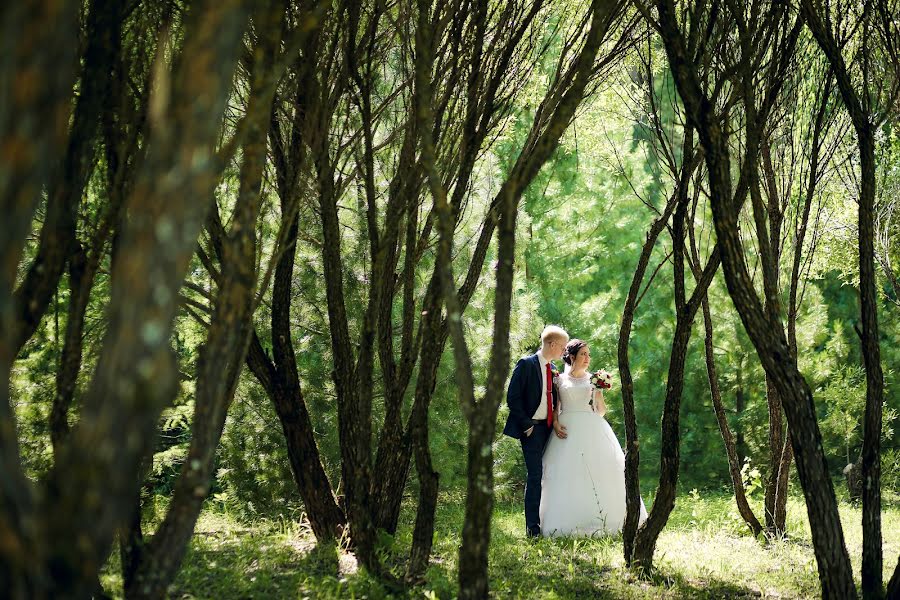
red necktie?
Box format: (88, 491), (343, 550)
(545, 362), (553, 426)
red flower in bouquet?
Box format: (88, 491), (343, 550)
(590, 369), (612, 390)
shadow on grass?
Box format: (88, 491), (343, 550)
(487, 526), (766, 599)
(169, 529), (308, 598)
(171, 534), (412, 600)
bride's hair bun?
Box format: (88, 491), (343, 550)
(563, 339), (587, 365)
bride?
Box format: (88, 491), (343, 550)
(540, 338), (647, 537)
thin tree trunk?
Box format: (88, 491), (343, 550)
(242, 29), (348, 542)
(52, 64), (137, 456)
(406, 280), (443, 580)
(764, 374), (783, 531)
(120, 456), (152, 595)
(655, 1), (857, 595)
(735, 361), (746, 465)
(797, 4), (885, 595)
(619, 196), (678, 564)
(688, 211), (763, 536)
(856, 120), (884, 600)
(38, 4), (248, 596)
(887, 555), (900, 599)
(126, 7), (283, 596)
(773, 434), (793, 534)
(437, 2), (624, 594)
(0, 3), (80, 593)
(10, 0), (122, 356)
(631, 174), (721, 570)
(699, 295), (763, 536)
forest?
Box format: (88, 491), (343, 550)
(1, 0), (899, 598)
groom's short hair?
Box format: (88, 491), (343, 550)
(541, 325), (568, 346)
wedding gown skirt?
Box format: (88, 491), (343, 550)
(540, 374), (647, 537)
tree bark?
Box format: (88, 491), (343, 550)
(239, 23), (347, 543)
(126, 6), (283, 596)
(406, 277), (443, 580)
(413, 1), (628, 594)
(654, 1), (857, 595)
(0, 3), (80, 593)
(619, 194), (679, 564)
(887, 555), (900, 599)
(699, 294), (763, 536)
(735, 361), (746, 465)
(631, 170), (721, 570)
(51, 12), (139, 455)
(688, 212), (764, 536)
(797, 3), (885, 595)
(10, 0), (123, 356)
(36, 3), (248, 596)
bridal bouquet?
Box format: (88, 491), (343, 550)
(590, 369), (612, 390)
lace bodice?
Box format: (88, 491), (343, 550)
(558, 373), (597, 413)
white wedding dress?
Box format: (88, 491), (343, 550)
(540, 372), (647, 537)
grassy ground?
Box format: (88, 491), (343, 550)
(101, 488), (900, 599)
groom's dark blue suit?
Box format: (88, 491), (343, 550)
(503, 353), (559, 536)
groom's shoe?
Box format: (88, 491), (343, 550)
(526, 527), (541, 538)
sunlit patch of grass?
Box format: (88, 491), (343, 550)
(98, 488), (900, 599)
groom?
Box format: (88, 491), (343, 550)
(503, 325), (568, 537)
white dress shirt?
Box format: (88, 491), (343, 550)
(531, 349), (550, 420)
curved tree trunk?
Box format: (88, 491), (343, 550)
(887, 555), (900, 599)
(686, 193), (762, 537)
(764, 375), (783, 531)
(797, 4), (885, 595)
(406, 365), (440, 581)
(699, 295), (763, 536)
(37, 2), (249, 594)
(125, 8), (284, 595)
(0, 2), (81, 592)
(631, 176), (720, 570)
(239, 23), (347, 543)
(9, 0), (122, 357)
(619, 196), (678, 565)
(654, 1), (857, 595)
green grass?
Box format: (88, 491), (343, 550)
(101, 488), (900, 599)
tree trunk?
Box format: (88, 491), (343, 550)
(655, 2), (857, 595)
(619, 197), (678, 564)
(126, 8), (283, 596)
(453, 3), (622, 594)
(764, 374), (783, 532)
(10, 0), (122, 356)
(37, 4), (248, 596)
(0, 3), (80, 593)
(50, 243), (89, 454)
(406, 397), (439, 581)
(856, 121), (884, 600)
(773, 435), (793, 534)
(258, 32), (348, 542)
(735, 360), (747, 465)
(246, 332), (347, 541)
(120, 457), (152, 595)
(887, 555), (900, 599)
(700, 296), (763, 536)
(457, 418), (497, 600)
(631, 179), (720, 570)
(797, 4), (885, 595)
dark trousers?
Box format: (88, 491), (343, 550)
(520, 421), (551, 536)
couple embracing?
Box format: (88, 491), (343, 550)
(503, 326), (647, 538)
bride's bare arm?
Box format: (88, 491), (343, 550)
(552, 407), (567, 438)
(593, 389), (607, 417)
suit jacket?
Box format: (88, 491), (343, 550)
(502, 353), (559, 439)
